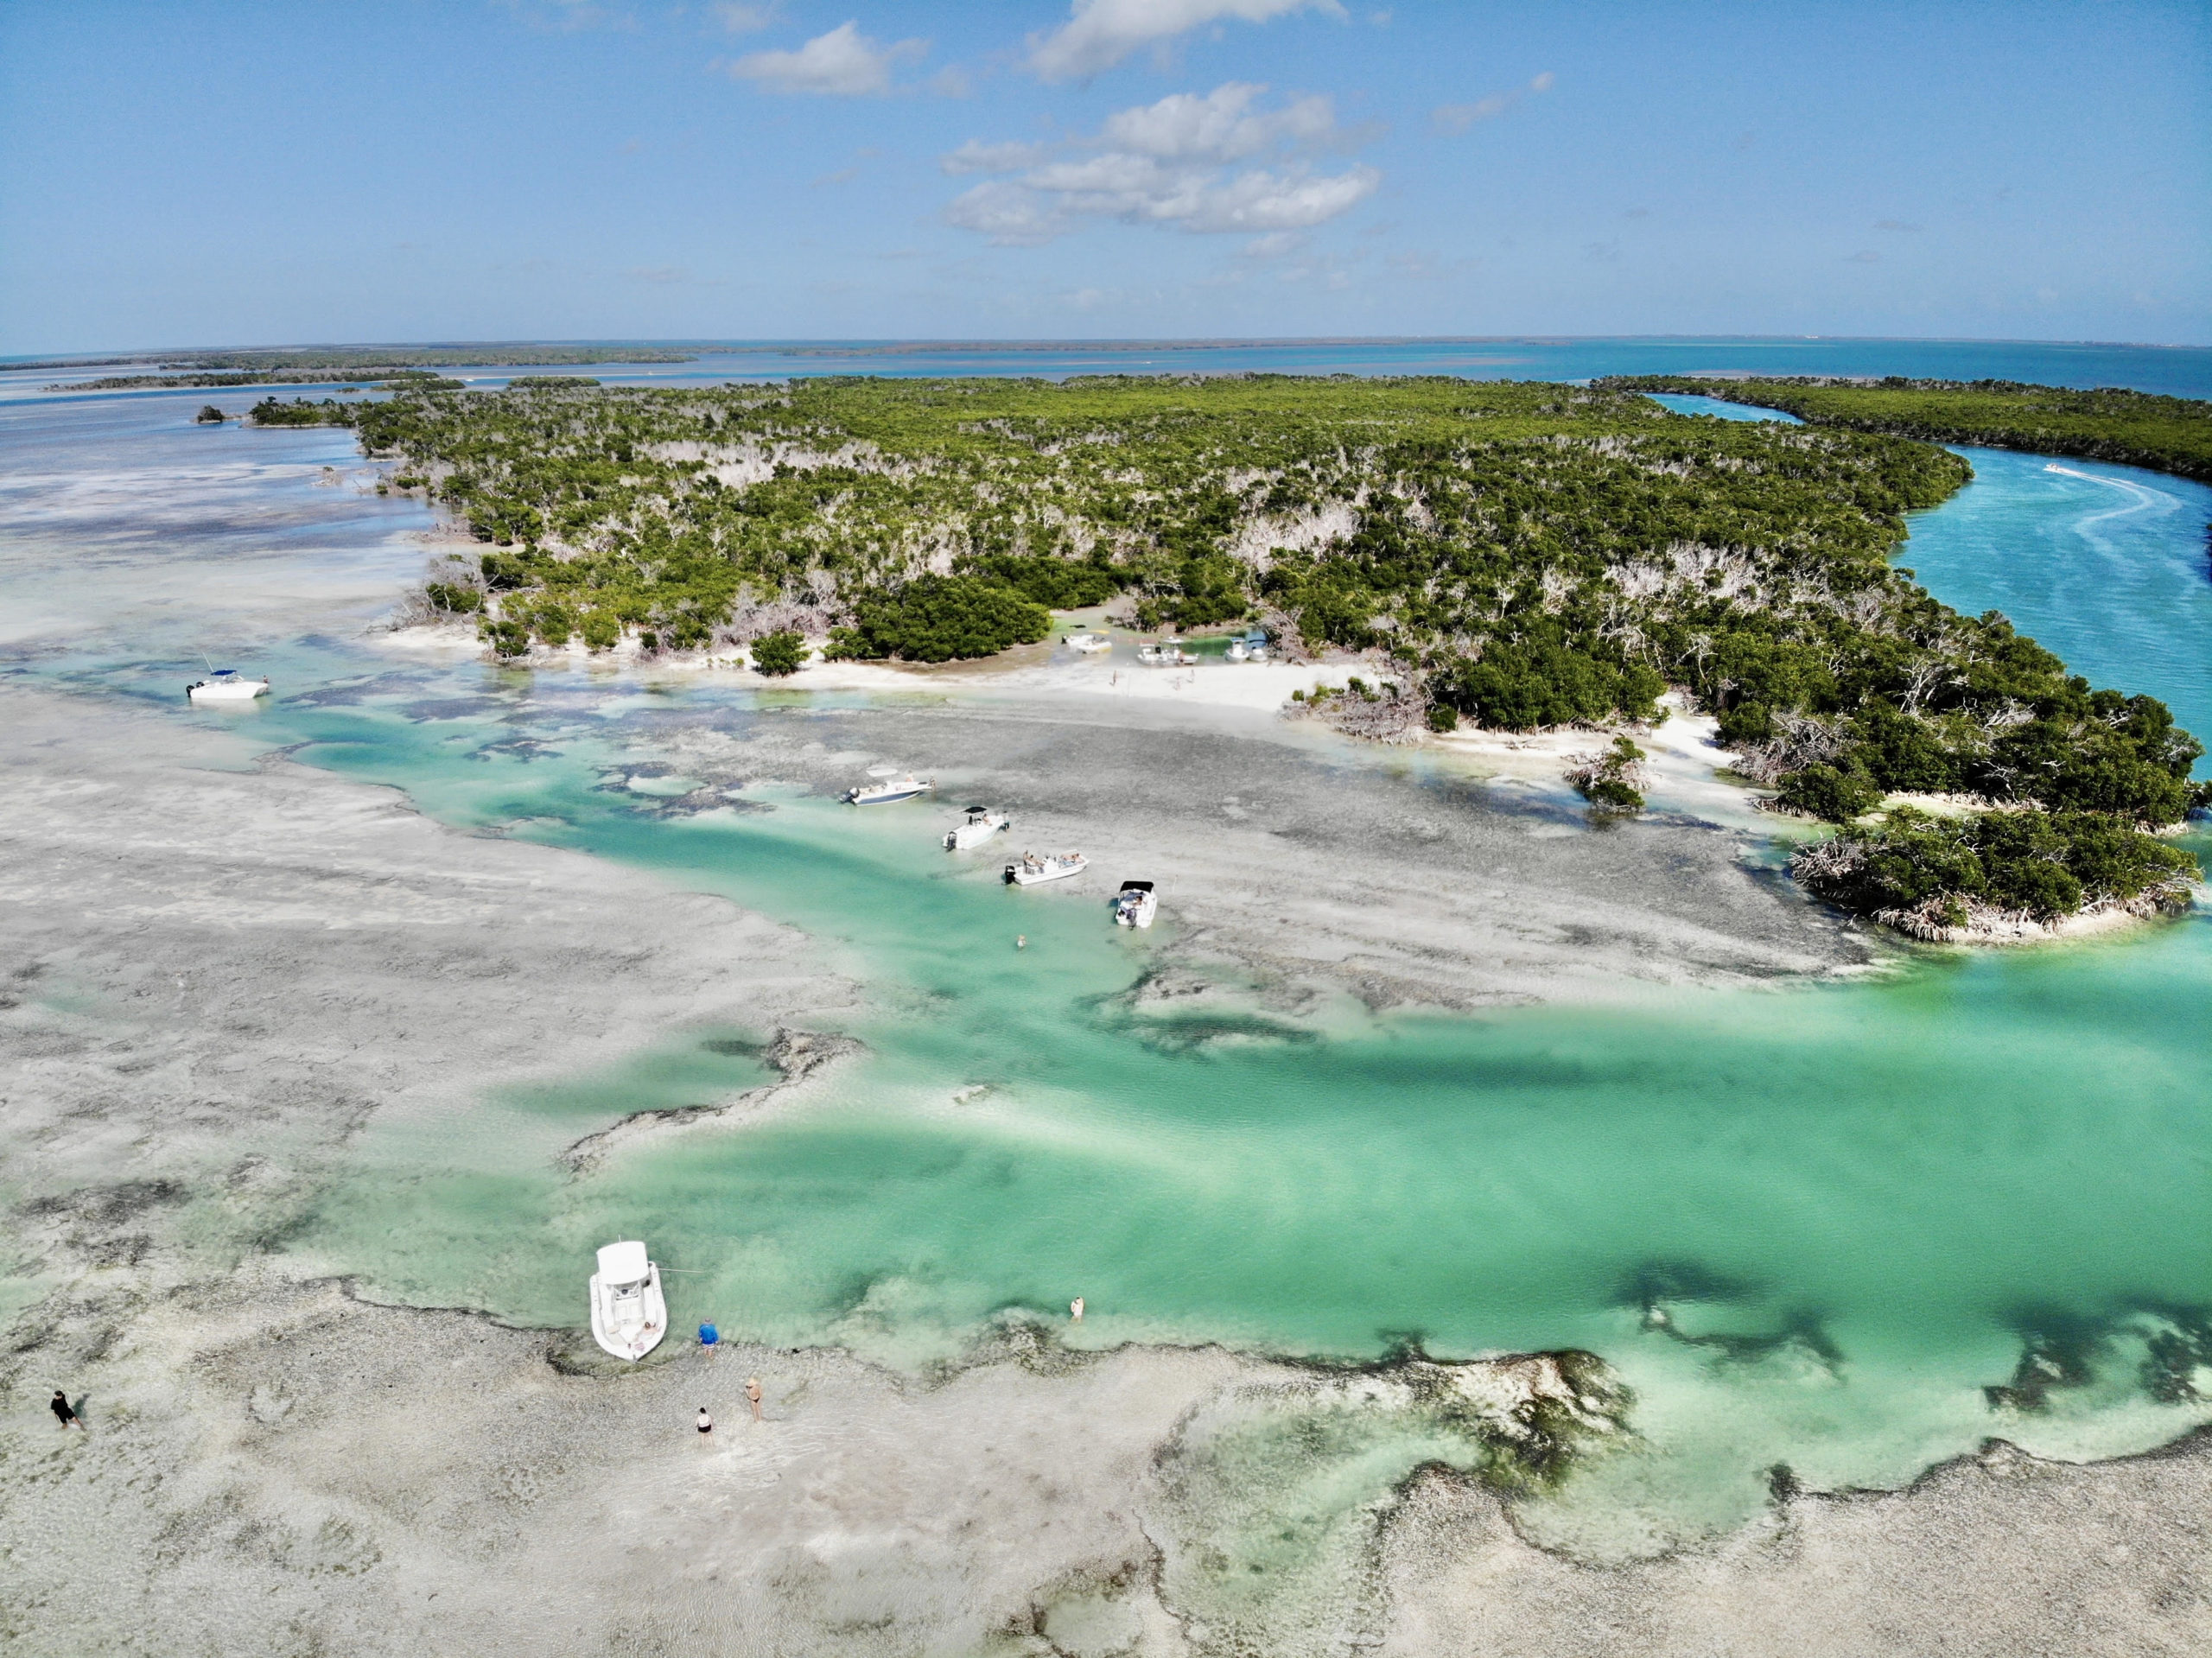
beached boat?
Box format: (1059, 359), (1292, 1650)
(944, 805), (1010, 850)
(1112, 880), (1159, 929)
(588, 1240), (667, 1362)
(1005, 849), (1088, 886)
(186, 668), (270, 704)
(1136, 643), (1197, 666)
(1062, 632), (1112, 654)
(843, 765), (933, 806)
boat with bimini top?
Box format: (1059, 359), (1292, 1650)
(1062, 632), (1112, 654)
(1112, 880), (1159, 929)
(588, 1240), (667, 1362)
(945, 805), (1011, 850)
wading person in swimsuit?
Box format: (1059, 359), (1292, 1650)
(51, 1391), (83, 1430)
(696, 1405), (712, 1437)
(745, 1376), (763, 1422)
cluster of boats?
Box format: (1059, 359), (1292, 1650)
(1061, 628), (1272, 665)
(844, 768), (1155, 927)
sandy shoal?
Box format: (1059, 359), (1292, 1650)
(4, 679), (2203, 1656)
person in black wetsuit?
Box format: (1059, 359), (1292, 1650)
(51, 1391), (82, 1430)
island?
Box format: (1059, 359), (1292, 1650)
(40, 344), (696, 391)
(299, 372), (2199, 940)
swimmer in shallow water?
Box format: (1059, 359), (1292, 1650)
(696, 1406), (713, 1436)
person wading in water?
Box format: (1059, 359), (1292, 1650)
(696, 1405), (713, 1437)
(51, 1391), (83, 1431)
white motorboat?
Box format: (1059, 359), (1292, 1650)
(1225, 638), (1249, 662)
(1136, 643), (1197, 666)
(944, 805), (1010, 850)
(588, 1240), (668, 1362)
(186, 668), (270, 704)
(843, 765), (933, 806)
(1226, 629), (1271, 664)
(1004, 849), (1089, 886)
(1063, 632), (1112, 655)
(1112, 880), (1159, 929)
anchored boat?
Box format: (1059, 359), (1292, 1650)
(1136, 643), (1197, 667)
(1062, 632), (1112, 654)
(945, 805), (1011, 850)
(186, 668), (270, 704)
(1112, 880), (1159, 929)
(1005, 849), (1089, 886)
(843, 765), (933, 806)
(588, 1240), (667, 1362)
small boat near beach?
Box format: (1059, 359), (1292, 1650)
(843, 765), (933, 806)
(186, 668), (270, 704)
(1063, 632), (1112, 654)
(1112, 880), (1159, 929)
(1005, 849), (1088, 886)
(944, 805), (1010, 850)
(1226, 628), (1272, 664)
(588, 1240), (667, 1363)
(1136, 643), (1197, 666)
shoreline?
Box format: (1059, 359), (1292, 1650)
(5, 677), (2209, 1654)
(372, 617), (2197, 948)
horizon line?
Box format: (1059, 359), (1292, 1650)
(9, 331), (2211, 366)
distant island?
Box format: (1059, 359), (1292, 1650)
(35, 344), (694, 391)
(286, 372), (2202, 939)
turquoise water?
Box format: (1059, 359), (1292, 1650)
(5, 360), (2209, 1553)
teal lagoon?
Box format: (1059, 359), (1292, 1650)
(4, 360), (2209, 1550)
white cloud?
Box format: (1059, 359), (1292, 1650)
(711, 2), (779, 31)
(729, 21), (925, 96)
(942, 82), (1377, 245)
(1097, 81), (1339, 162)
(1432, 71), (1555, 135)
(941, 138), (1052, 176)
(1027, 0), (1342, 82)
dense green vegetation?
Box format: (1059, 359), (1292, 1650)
(749, 631), (806, 677)
(1793, 807), (2199, 935)
(1605, 376), (2212, 483)
(248, 396), (363, 427)
(827, 574), (1052, 663)
(1567, 736), (1650, 813)
(313, 372), (2198, 931)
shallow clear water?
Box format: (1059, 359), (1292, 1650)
(4, 357), (2208, 1556)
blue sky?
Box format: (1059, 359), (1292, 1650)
(3, 1), (2207, 353)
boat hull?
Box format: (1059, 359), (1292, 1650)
(946, 816), (1009, 850)
(588, 1264), (669, 1362)
(187, 678), (270, 703)
(844, 785), (931, 805)
(1006, 855), (1087, 886)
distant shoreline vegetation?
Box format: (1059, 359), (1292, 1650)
(36, 345), (692, 391)
(1600, 375), (2212, 484)
(300, 372), (2198, 936)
